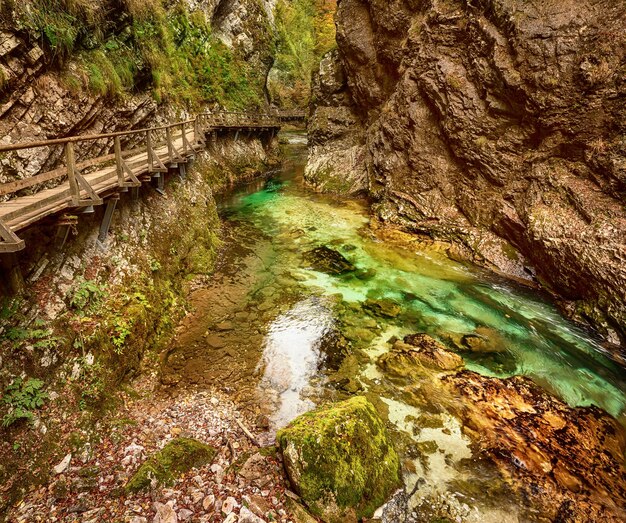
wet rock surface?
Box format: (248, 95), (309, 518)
(379, 334), (465, 375)
(308, 0), (626, 343)
(277, 396), (400, 523)
(444, 371), (626, 522)
(303, 246), (356, 275)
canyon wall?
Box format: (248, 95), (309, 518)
(307, 0), (626, 345)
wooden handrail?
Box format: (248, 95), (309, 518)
(0, 112), (280, 153)
(0, 119), (196, 153)
(0, 110), (282, 252)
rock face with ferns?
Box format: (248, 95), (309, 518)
(307, 0), (626, 346)
(0, 0), (276, 183)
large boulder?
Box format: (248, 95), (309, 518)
(444, 371), (626, 521)
(277, 396), (400, 523)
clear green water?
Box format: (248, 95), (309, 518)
(221, 136), (626, 422)
(216, 133), (626, 520)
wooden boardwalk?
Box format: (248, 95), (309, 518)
(0, 112), (281, 253)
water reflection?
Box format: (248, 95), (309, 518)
(259, 297), (334, 428)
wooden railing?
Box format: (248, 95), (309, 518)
(0, 111), (281, 252)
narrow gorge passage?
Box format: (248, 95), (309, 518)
(162, 133), (626, 521)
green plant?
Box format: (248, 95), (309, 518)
(2, 378), (49, 427)
(148, 257), (162, 272)
(68, 278), (105, 312)
(111, 318), (132, 354)
(2, 321), (61, 351)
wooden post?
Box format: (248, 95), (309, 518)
(0, 253), (24, 294)
(65, 142), (80, 205)
(181, 123), (188, 155)
(115, 136), (124, 187)
(146, 130), (154, 170)
(194, 118), (200, 144)
(166, 126), (174, 162)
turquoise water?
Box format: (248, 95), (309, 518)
(220, 139), (626, 422)
(213, 134), (626, 520)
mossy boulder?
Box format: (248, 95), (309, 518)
(125, 438), (216, 493)
(277, 396), (400, 523)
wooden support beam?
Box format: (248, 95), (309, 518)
(166, 127), (184, 163)
(75, 171), (103, 206)
(146, 130), (167, 173)
(0, 219), (25, 252)
(115, 137), (141, 188)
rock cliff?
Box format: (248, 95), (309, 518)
(307, 0), (626, 345)
(0, 0), (276, 183)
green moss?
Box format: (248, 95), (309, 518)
(15, 0), (266, 108)
(501, 241), (519, 261)
(277, 396), (400, 522)
(125, 438), (216, 493)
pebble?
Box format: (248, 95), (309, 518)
(202, 494), (215, 511)
(153, 502), (177, 523)
(222, 496), (239, 514)
(53, 454), (72, 475)
(239, 506), (266, 523)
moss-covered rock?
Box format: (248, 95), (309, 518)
(125, 438), (216, 493)
(277, 396), (400, 523)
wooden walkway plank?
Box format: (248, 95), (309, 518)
(0, 112), (282, 251)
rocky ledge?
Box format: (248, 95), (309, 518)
(444, 371), (626, 522)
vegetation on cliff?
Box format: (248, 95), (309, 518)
(269, 0), (336, 108)
(4, 0), (264, 109)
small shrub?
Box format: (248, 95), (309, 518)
(68, 278), (106, 312)
(111, 317), (132, 354)
(2, 377), (49, 427)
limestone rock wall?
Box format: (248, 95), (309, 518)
(308, 0), (626, 344)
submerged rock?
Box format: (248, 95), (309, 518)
(318, 328), (352, 371)
(304, 246), (356, 275)
(378, 334), (464, 376)
(363, 298), (402, 318)
(444, 371), (626, 521)
(277, 396), (400, 523)
(126, 438), (216, 493)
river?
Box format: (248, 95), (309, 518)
(163, 132), (626, 521)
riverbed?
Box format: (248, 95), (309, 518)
(163, 133), (626, 521)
